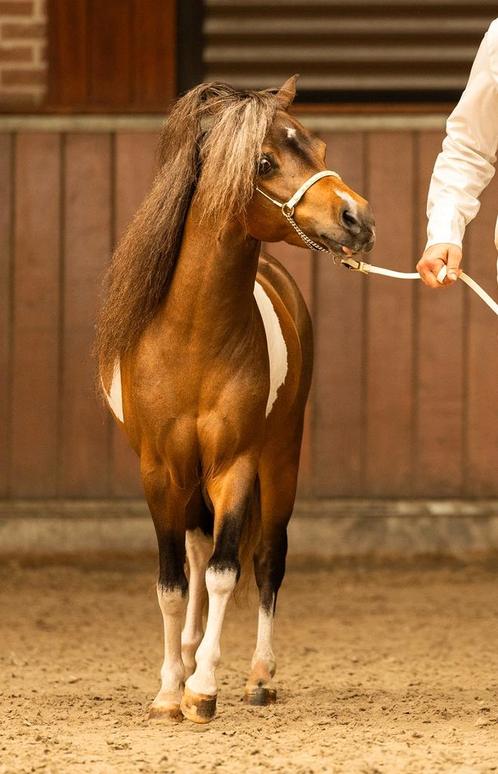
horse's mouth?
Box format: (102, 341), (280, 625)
(317, 235), (359, 257)
(317, 233), (376, 257)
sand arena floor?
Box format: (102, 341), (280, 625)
(1, 560), (498, 773)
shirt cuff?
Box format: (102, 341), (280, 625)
(426, 205), (466, 250)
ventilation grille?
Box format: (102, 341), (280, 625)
(203, 1), (497, 99)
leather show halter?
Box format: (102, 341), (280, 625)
(256, 171), (498, 317)
(256, 169), (341, 252)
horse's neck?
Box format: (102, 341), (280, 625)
(165, 205), (260, 338)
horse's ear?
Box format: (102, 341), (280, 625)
(276, 74), (299, 109)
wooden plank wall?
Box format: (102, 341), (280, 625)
(47, 0), (177, 111)
(1, 127), (497, 501)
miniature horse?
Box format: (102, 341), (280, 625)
(97, 76), (374, 724)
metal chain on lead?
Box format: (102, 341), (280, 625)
(256, 170), (341, 253)
(282, 210), (329, 252)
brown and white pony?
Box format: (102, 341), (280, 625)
(97, 77), (374, 724)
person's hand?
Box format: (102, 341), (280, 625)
(416, 244), (462, 288)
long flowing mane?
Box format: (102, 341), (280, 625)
(96, 82), (279, 379)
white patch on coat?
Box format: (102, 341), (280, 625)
(336, 189), (359, 214)
(253, 281), (288, 416)
(182, 529), (213, 679)
(251, 595), (276, 673)
(103, 285), (288, 422)
(286, 126), (297, 139)
(103, 360), (124, 423)
(151, 585), (187, 710)
(185, 567), (237, 697)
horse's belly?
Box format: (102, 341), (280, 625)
(103, 281), (288, 423)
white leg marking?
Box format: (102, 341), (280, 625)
(152, 586), (187, 709)
(185, 567), (237, 697)
(182, 530), (213, 679)
(253, 282), (288, 417)
(251, 596), (276, 674)
(102, 359), (124, 423)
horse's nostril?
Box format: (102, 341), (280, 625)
(341, 207), (361, 234)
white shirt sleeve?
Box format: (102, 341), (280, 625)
(426, 20), (498, 249)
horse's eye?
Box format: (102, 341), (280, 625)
(258, 156), (273, 176)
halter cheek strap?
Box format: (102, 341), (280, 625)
(256, 170), (341, 252)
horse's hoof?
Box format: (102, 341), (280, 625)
(180, 686), (217, 723)
(148, 702), (183, 721)
(244, 684), (277, 706)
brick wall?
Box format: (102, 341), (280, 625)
(0, 0), (47, 107)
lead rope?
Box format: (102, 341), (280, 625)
(256, 173), (498, 317)
(341, 257), (498, 317)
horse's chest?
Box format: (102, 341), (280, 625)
(104, 281), (288, 424)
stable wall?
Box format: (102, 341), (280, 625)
(1, 114), (498, 550)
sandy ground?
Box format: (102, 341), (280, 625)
(1, 560), (498, 774)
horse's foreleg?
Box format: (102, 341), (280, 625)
(144, 469), (188, 721)
(181, 457), (256, 724)
(181, 529), (213, 679)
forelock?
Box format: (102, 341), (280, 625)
(195, 88), (279, 225)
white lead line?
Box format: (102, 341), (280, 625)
(458, 272), (498, 317)
(341, 258), (498, 318)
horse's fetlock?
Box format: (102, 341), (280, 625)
(160, 660), (185, 692)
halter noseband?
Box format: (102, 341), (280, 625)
(256, 170), (341, 252)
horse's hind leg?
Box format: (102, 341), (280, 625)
(143, 466), (189, 721)
(244, 453), (298, 706)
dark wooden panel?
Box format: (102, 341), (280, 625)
(60, 134), (112, 497)
(111, 132), (158, 497)
(0, 134), (12, 496)
(87, 0), (133, 107)
(47, 0), (177, 112)
(47, 0), (88, 107)
(132, 0), (177, 109)
(465, 173), (498, 496)
(263, 241), (314, 496)
(4, 125), (498, 503)
(11, 133), (61, 497)
(414, 131), (465, 496)
(313, 132), (366, 496)
(364, 132), (415, 496)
